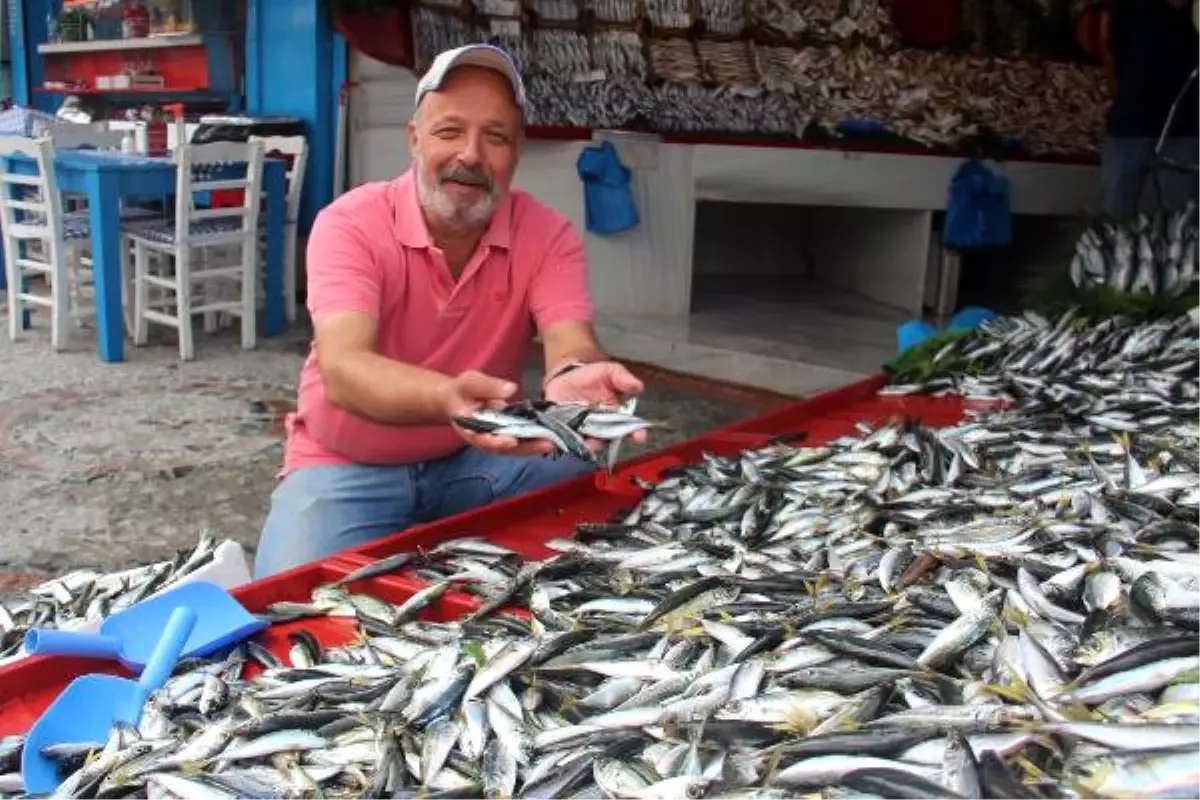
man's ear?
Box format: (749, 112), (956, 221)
(406, 118), (419, 157)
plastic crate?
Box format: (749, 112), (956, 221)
(0, 557), (478, 736)
(348, 375), (976, 563)
(0, 375), (977, 736)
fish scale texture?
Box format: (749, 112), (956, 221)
(0, 307), (759, 581)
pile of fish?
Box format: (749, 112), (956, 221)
(746, 0), (895, 49)
(411, 1), (1109, 154)
(452, 399), (653, 469)
(0, 535), (229, 661)
(4, 310), (1198, 799)
(886, 307), (1200, 401)
(1070, 204), (1200, 297)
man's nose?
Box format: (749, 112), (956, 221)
(458, 133), (483, 166)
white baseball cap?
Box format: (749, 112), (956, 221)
(415, 44), (527, 112)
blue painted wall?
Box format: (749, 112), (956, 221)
(8, 0), (346, 232)
(245, 0), (345, 234)
(11, 0), (52, 111)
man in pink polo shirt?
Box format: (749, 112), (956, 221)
(253, 44), (646, 578)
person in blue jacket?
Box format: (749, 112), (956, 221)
(1101, 0), (1199, 219)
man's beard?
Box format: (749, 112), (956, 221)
(415, 159), (500, 231)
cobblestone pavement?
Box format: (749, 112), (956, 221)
(0, 307), (794, 585)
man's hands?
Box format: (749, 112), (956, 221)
(544, 361), (649, 452)
(442, 371), (557, 457)
(442, 361), (648, 459)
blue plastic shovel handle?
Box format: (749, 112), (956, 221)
(23, 629), (124, 662)
(126, 606), (197, 721)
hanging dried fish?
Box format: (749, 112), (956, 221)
(649, 38), (704, 83)
(587, 0), (641, 24)
(473, 0), (520, 15)
(750, 44), (799, 95)
(644, 0), (691, 30)
(696, 0), (744, 36)
(747, 0), (844, 42)
(531, 29), (592, 77)
(479, 25), (530, 72)
(412, 0), (1108, 155)
(414, 6), (475, 65)
(696, 39), (758, 90)
(531, 0), (581, 21)
(591, 30), (649, 78)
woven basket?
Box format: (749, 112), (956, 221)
(649, 37), (704, 83)
(697, 38), (757, 87)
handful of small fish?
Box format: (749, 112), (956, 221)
(0, 535), (226, 661)
(3, 311), (1198, 799)
(1070, 204), (1199, 297)
(452, 399), (653, 469)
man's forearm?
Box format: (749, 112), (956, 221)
(322, 351), (453, 425)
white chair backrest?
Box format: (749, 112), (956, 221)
(49, 126), (124, 151)
(173, 140), (265, 241)
(249, 134), (307, 222)
(0, 135), (64, 240)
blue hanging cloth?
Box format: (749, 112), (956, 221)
(576, 141), (640, 236)
(942, 159), (1012, 249)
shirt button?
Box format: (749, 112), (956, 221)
(492, 291), (505, 302)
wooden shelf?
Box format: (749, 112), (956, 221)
(38, 35), (204, 55)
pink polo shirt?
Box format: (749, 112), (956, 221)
(282, 168), (594, 474)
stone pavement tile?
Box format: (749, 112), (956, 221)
(0, 310), (788, 577)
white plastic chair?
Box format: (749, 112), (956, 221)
(48, 125), (164, 333)
(48, 126), (124, 152)
(0, 135), (94, 351)
(123, 140), (265, 361)
(249, 134), (308, 322)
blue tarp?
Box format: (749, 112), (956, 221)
(576, 140), (639, 236)
(942, 159), (1012, 249)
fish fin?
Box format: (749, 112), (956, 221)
(558, 693), (579, 715)
(981, 672), (1034, 706)
(778, 706), (819, 735)
(1012, 754), (1049, 786)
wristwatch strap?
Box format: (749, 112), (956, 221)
(542, 359), (589, 394)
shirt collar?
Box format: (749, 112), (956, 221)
(393, 167), (513, 251)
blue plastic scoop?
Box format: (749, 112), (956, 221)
(23, 581), (266, 671)
(21, 606), (197, 796)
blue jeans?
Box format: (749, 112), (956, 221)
(252, 447), (595, 579)
(1102, 135), (1199, 219)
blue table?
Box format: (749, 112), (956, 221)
(1, 150), (288, 363)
